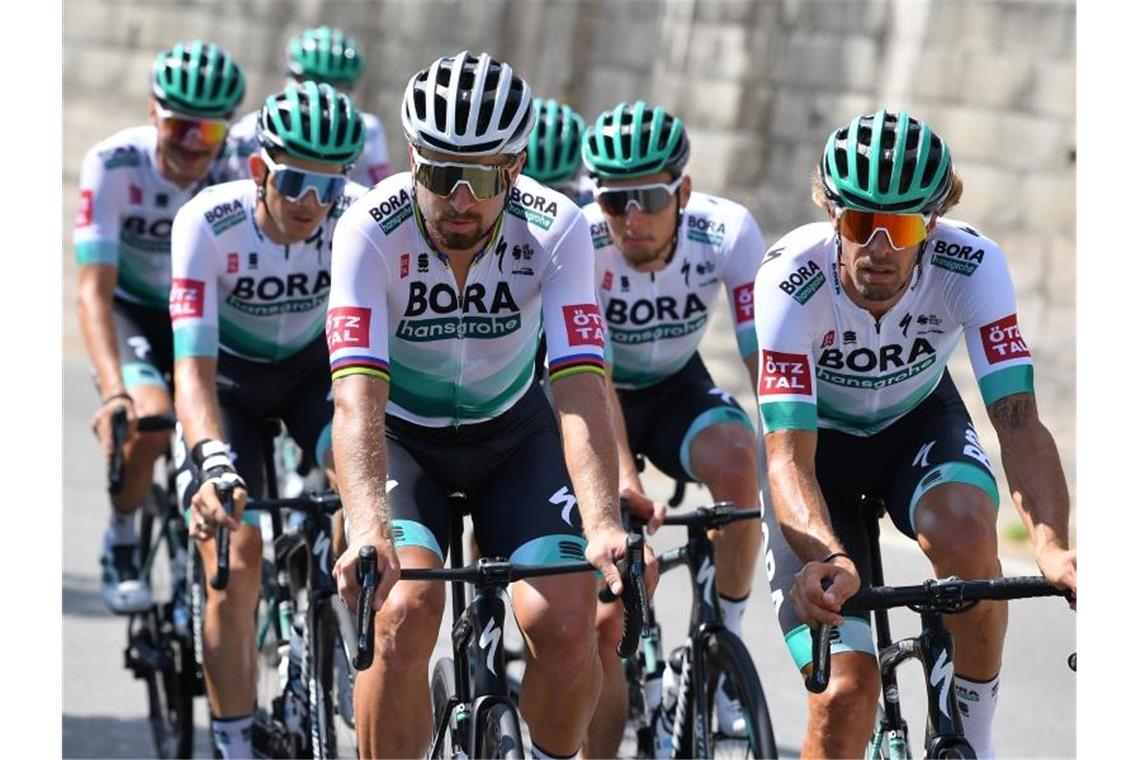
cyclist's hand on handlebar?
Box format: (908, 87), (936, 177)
(587, 524), (631, 597)
(91, 395), (136, 457)
(333, 530), (399, 613)
(1037, 546), (1076, 610)
(621, 487), (666, 534)
(791, 555), (860, 628)
(189, 480), (248, 540)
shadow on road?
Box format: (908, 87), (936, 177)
(63, 713), (212, 759)
(62, 572), (111, 620)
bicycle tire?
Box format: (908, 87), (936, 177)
(141, 613), (195, 759)
(430, 657), (461, 759)
(308, 595), (357, 759)
(479, 701), (525, 759)
(698, 629), (778, 759)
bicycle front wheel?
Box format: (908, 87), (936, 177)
(699, 629), (778, 758)
(430, 657), (462, 759)
(308, 595), (358, 758)
(478, 701), (525, 759)
(141, 610), (195, 758)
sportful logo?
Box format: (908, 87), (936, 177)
(326, 306), (371, 350)
(169, 278), (205, 320)
(758, 350), (812, 396)
(479, 620), (502, 677)
(980, 314), (1030, 364)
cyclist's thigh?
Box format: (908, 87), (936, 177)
(111, 298), (173, 396)
(472, 415), (587, 566)
(276, 353), (333, 468)
(380, 434), (454, 564)
(884, 374), (1001, 539)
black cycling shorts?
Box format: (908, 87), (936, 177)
(617, 353), (754, 483)
(761, 370), (1001, 669)
(112, 297), (174, 391)
(177, 337), (333, 512)
(380, 380), (587, 566)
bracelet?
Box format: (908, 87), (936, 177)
(101, 392), (133, 407)
(820, 551), (852, 565)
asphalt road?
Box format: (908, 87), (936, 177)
(62, 357), (1074, 759)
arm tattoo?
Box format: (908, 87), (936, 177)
(988, 393), (1036, 431)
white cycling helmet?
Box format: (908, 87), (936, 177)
(401, 50), (535, 156)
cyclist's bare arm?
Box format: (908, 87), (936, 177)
(331, 373), (398, 608)
(173, 355), (225, 447)
(77, 264), (126, 399)
(603, 362), (643, 494)
(553, 371), (622, 536)
(986, 392), (1075, 596)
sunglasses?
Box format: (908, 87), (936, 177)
(260, 150), (347, 205)
(834, 206), (934, 250)
(595, 176), (684, 216)
(411, 147), (515, 200)
(155, 105), (228, 148)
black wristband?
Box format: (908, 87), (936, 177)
(820, 551), (852, 565)
(101, 392), (133, 407)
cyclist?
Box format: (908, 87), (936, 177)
(755, 109), (1077, 758)
(223, 24), (390, 187)
(326, 51), (641, 760)
(75, 40), (244, 614)
(170, 81), (366, 759)
(524, 97), (593, 206)
(580, 100), (767, 757)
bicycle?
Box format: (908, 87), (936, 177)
(609, 501), (778, 759)
(115, 409), (202, 759)
(363, 492), (645, 759)
(204, 419), (359, 759)
(804, 497), (1075, 759)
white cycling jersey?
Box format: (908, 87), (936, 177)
(585, 191), (764, 389)
(223, 109), (390, 187)
(169, 179), (367, 362)
(74, 125), (229, 310)
(753, 219), (1034, 437)
(327, 174), (606, 427)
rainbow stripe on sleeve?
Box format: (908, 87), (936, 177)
(330, 355), (390, 383)
(548, 354), (606, 382)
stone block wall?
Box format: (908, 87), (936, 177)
(62, 0), (1076, 523)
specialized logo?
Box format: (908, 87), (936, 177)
(981, 314), (1030, 364)
(686, 215), (726, 246)
(397, 281), (521, 342)
(732, 283), (754, 324)
(913, 440), (936, 468)
(779, 261), (825, 305)
(367, 189), (413, 235)
(479, 620), (502, 676)
(930, 649), (955, 720)
(326, 306), (371, 350)
(169, 278), (205, 320)
(605, 294), (708, 344)
(930, 239), (985, 276)
(227, 272), (331, 315)
(696, 556), (715, 608)
(77, 189), (93, 227)
(506, 187), (558, 230)
(759, 350), (812, 396)
(205, 200), (246, 235)
(549, 486), (577, 527)
(127, 336), (152, 360)
(400, 253), (409, 279)
(563, 304), (605, 347)
(817, 338), (937, 389)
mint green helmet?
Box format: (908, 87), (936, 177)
(524, 99), (586, 186)
(257, 81), (365, 165)
(582, 101), (689, 179)
(151, 41), (245, 119)
(286, 25), (364, 86)
(820, 109), (953, 213)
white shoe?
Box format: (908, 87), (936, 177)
(100, 543), (152, 614)
(714, 674), (747, 737)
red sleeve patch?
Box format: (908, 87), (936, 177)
(77, 189), (93, 227)
(562, 304), (605, 347)
(169, 278), (205, 320)
(758, 350), (812, 396)
(327, 306), (372, 351)
(980, 314), (1030, 364)
(732, 283), (755, 324)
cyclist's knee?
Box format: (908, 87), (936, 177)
(915, 484), (999, 573)
(594, 598), (625, 655)
(692, 427), (757, 493)
(808, 657), (880, 725)
(374, 583), (445, 665)
(128, 429), (170, 463)
(521, 592), (597, 669)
